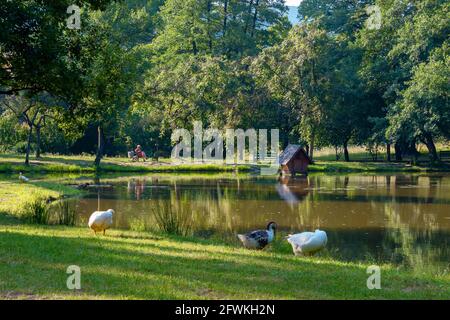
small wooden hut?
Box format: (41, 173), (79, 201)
(279, 144), (312, 176)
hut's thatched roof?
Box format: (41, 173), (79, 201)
(279, 144), (311, 165)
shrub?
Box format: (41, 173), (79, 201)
(52, 200), (76, 226)
(151, 200), (192, 236)
(23, 196), (50, 224)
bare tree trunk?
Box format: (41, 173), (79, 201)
(94, 125), (105, 167)
(244, 0), (254, 34)
(25, 124), (33, 166)
(35, 125), (41, 159)
(343, 141), (350, 162)
(309, 131), (315, 161)
(251, 0), (260, 37)
(386, 143), (391, 162)
(207, 0), (213, 51)
(394, 142), (403, 161)
(223, 0), (228, 34)
(422, 132), (439, 162)
(192, 40), (198, 55)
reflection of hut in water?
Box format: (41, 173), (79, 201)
(279, 144), (312, 176)
(276, 176), (311, 206)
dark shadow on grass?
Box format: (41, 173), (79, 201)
(0, 213), (21, 226)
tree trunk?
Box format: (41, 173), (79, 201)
(207, 0), (213, 51)
(192, 40), (198, 55)
(251, 0), (260, 37)
(25, 125), (33, 166)
(244, 0), (254, 34)
(309, 132), (315, 161)
(343, 141), (350, 162)
(422, 132), (439, 162)
(394, 142), (403, 161)
(94, 126), (105, 167)
(35, 125), (41, 159)
(386, 143), (391, 162)
(223, 0), (228, 34)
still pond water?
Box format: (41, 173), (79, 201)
(70, 173), (450, 272)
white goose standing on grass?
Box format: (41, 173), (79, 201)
(19, 172), (29, 183)
(286, 229), (328, 256)
(237, 222), (277, 250)
(88, 209), (114, 236)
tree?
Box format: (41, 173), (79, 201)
(299, 0), (374, 36)
(387, 45), (449, 161)
(0, 0), (112, 100)
(358, 0), (449, 161)
(152, 0), (289, 58)
(61, 0), (163, 166)
(1, 93), (54, 164)
(252, 22), (343, 160)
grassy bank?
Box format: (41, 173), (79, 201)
(2, 153), (449, 174)
(0, 154), (252, 173)
(0, 179), (81, 218)
(0, 215), (448, 300)
(308, 161), (425, 173)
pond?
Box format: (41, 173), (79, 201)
(68, 173), (450, 273)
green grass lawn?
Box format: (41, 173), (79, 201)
(0, 154), (252, 173)
(0, 215), (448, 300)
(308, 161), (425, 173)
(0, 179), (82, 217)
(1, 153), (449, 174)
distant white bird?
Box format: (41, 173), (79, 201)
(88, 209), (114, 235)
(19, 172), (29, 183)
(286, 229), (328, 256)
(237, 222), (277, 250)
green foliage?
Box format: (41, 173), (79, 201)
(22, 196), (51, 224)
(1, 0), (448, 163)
(151, 199), (192, 236)
(52, 201), (76, 226)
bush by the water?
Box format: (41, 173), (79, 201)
(53, 200), (76, 226)
(151, 200), (192, 236)
(23, 196), (50, 224)
(21, 195), (76, 226)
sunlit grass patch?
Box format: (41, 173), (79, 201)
(0, 154), (253, 173)
(0, 179), (81, 218)
(309, 161), (424, 173)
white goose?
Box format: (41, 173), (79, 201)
(88, 209), (114, 235)
(286, 229), (327, 256)
(19, 172), (29, 183)
(237, 222), (277, 250)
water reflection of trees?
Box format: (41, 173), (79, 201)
(293, 175), (449, 270)
(383, 201), (447, 274)
(80, 174), (449, 270)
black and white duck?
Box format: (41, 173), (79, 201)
(237, 222), (277, 249)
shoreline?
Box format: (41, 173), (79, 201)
(1, 154), (449, 174)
